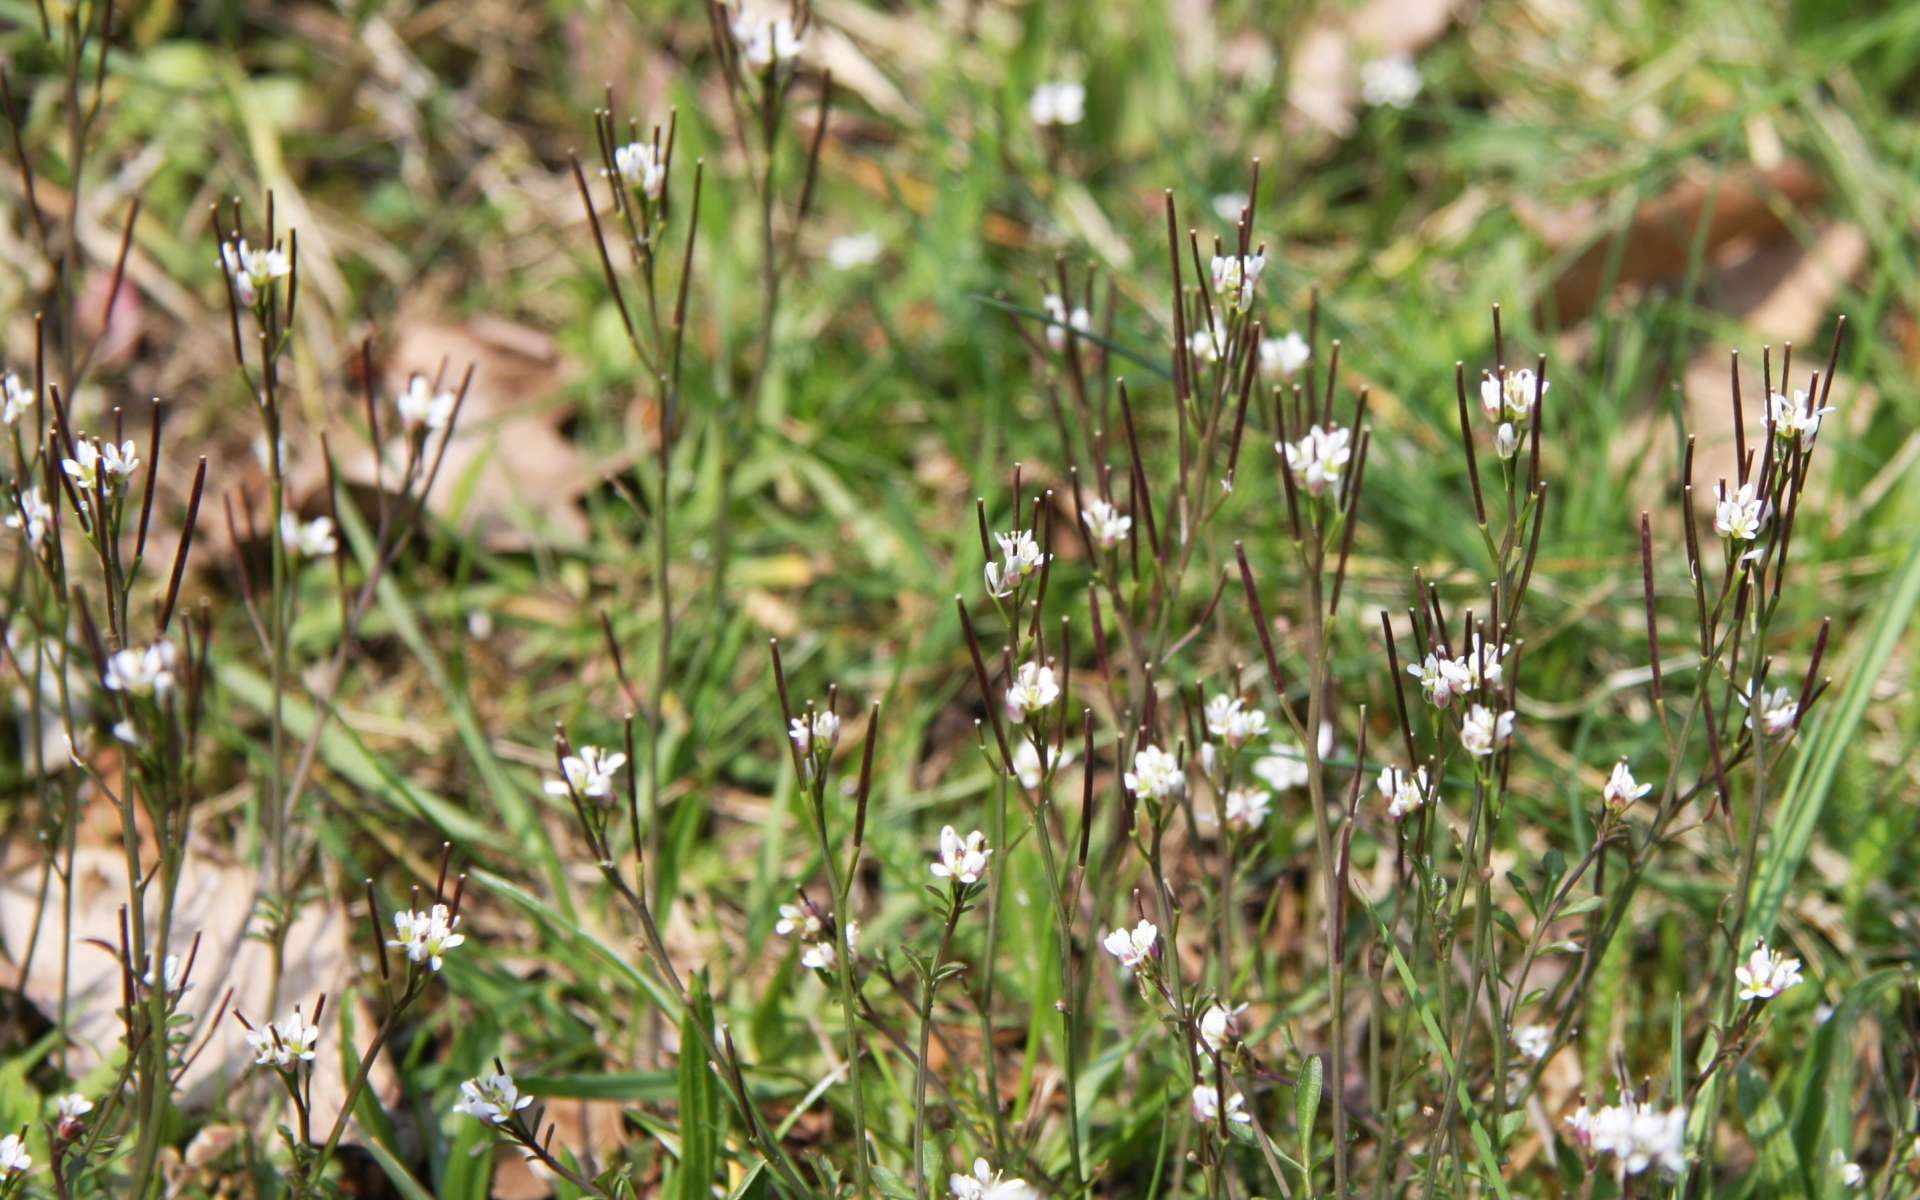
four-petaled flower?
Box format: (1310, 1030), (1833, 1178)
(452, 1069), (532, 1125)
(219, 237), (291, 307)
(1204, 694), (1269, 748)
(788, 709), (841, 757)
(388, 903), (466, 972)
(1223, 787), (1269, 832)
(0, 1132), (31, 1179)
(105, 640), (179, 699)
(1735, 940), (1803, 1002)
(984, 529), (1046, 597)
(244, 1006), (321, 1069)
(1190, 1084), (1252, 1126)
(1124, 744), (1184, 800)
(1602, 759), (1652, 808)
(1281, 424), (1352, 497)
(545, 744), (628, 800)
(1260, 332), (1310, 379)
(1740, 685), (1799, 738)
(1005, 661), (1060, 723)
(1713, 481), (1769, 544)
(1210, 252), (1266, 312)
(1460, 704), (1515, 757)
(611, 141), (666, 199)
(62, 437), (140, 492)
(280, 513), (338, 558)
(1080, 498), (1131, 548)
(1029, 81), (1085, 129)
(1376, 764), (1429, 821)
(1480, 368), (1547, 425)
(775, 902), (822, 939)
(930, 825), (992, 885)
(950, 1156), (1039, 1200)
(1768, 388), (1836, 453)
(1102, 919), (1158, 969)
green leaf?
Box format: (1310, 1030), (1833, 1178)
(676, 974), (723, 1200)
(1295, 1052), (1322, 1180)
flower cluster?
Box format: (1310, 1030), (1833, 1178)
(388, 903), (465, 972)
(1260, 331), (1310, 379)
(930, 826), (991, 886)
(1376, 764), (1430, 821)
(62, 437), (140, 493)
(1567, 1099), (1687, 1175)
(545, 744), (628, 800)
(1210, 251), (1265, 313)
(1713, 480), (1768, 545)
(1042, 292), (1092, 351)
(244, 1006), (321, 1069)
(1406, 640), (1507, 709)
(1203, 694), (1268, 748)
(1768, 388), (1836, 453)
(1079, 497), (1131, 548)
(1190, 1084), (1251, 1126)
(1004, 661), (1060, 723)
(218, 237), (291, 307)
(280, 512), (338, 558)
(611, 141), (666, 199)
(452, 1068), (532, 1126)
(105, 640), (179, 699)
(1734, 941), (1803, 1002)
(800, 920), (858, 972)
(1101, 919), (1158, 969)
(1124, 744), (1184, 800)
(1281, 423), (1352, 497)
(1459, 703), (1516, 757)
(1221, 787), (1269, 832)
(984, 528), (1045, 597)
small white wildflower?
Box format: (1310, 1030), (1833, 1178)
(1376, 764), (1429, 821)
(279, 512), (338, 558)
(1190, 1084), (1251, 1126)
(800, 920), (857, 972)
(1101, 919), (1158, 968)
(732, 7), (804, 68)
(611, 141), (666, 199)
(1204, 694), (1268, 748)
(6, 487), (53, 549)
(1198, 1002), (1247, 1053)
(1080, 497), (1131, 548)
(1360, 54), (1422, 109)
(1447, 640), (1508, 694)
(1210, 251), (1265, 312)
(930, 825), (992, 885)
(244, 1006), (321, 1069)
(1, 372), (30, 424)
(1251, 723), (1332, 793)
(984, 528), (1046, 597)
(387, 903), (466, 972)
(1713, 480), (1769, 544)
(826, 232), (883, 270)
(1460, 703), (1515, 757)
(1829, 1150), (1864, 1187)
(1768, 388), (1836, 453)
(1005, 661), (1060, 724)
(54, 1094), (92, 1121)
(1281, 423), (1352, 497)
(104, 640), (179, 699)
(1011, 738), (1074, 790)
(950, 1157), (1039, 1200)
(1512, 1024), (1551, 1061)
(787, 709), (841, 757)
(0, 1132), (31, 1178)
(452, 1069), (532, 1126)
(1480, 368), (1546, 425)
(1260, 331), (1311, 379)
(1187, 328), (1223, 365)
(1223, 786), (1270, 832)
(1602, 759), (1653, 808)
(545, 745), (628, 800)
(1735, 941), (1803, 1002)
(219, 238), (290, 307)
(1124, 744), (1184, 800)
(774, 902), (822, 939)
(62, 437), (140, 492)
(141, 953), (195, 997)
(1585, 1099), (1687, 1175)
(1495, 422), (1520, 461)
(1042, 292), (1093, 352)
(1740, 685), (1799, 738)
(1028, 80), (1086, 128)
(1408, 653), (1458, 708)
(395, 374), (456, 434)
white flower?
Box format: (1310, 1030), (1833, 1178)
(827, 232), (883, 270)
(545, 745), (628, 800)
(1830, 1150), (1864, 1187)
(0, 1132), (30, 1178)
(54, 1094), (93, 1121)
(1210, 252), (1266, 312)
(774, 902), (822, 939)
(1011, 738), (1074, 790)
(452, 1069), (532, 1126)
(800, 920), (858, 971)
(1495, 422), (1520, 461)
(1028, 80), (1086, 128)
(1735, 941), (1803, 1002)
(244, 1006), (321, 1069)
(1480, 368), (1546, 424)
(1203, 695), (1269, 749)
(387, 903), (466, 972)
(1512, 1024), (1551, 1061)
(1080, 497), (1131, 548)
(787, 709), (841, 756)
(1769, 388), (1836, 453)
(611, 141), (666, 199)
(396, 374), (456, 434)
(1, 372), (30, 424)
(141, 953), (195, 997)
(930, 825), (992, 885)
(1042, 292), (1093, 352)
(1447, 640), (1508, 694)
(1005, 661), (1060, 724)
(1101, 919), (1158, 968)
(1188, 329), (1223, 364)
(1376, 765), (1429, 821)
(62, 437), (140, 492)
(1460, 704), (1515, 757)
(1281, 423), (1352, 497)
(732, 7), (804, 68)
(1125, 744), (1184, 800)
(1260, 331), (1310, 379)
(1223, 787), (1269, 832)
(1713, 480), (1769, 543)
(1602, 759), (1652, 808)
(104, 640), (179, 699)
(1740, 685), (1799, 738)
(6, 487), (52, 549)
(1360, 54), (1422, 109)
(1198, 1002), (1247, 1053)
(1409, 653), (1458, 708)
(219, 237), (290, 306)
(1583, 1099), (1687, 1175)
(1251, 723), (1332, 793)
(984, 528), (1046, 597)
(1190, 1084), (1251, 1126)
(279, 512), (338, 558)
(950, 1157), (1039, 1200)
